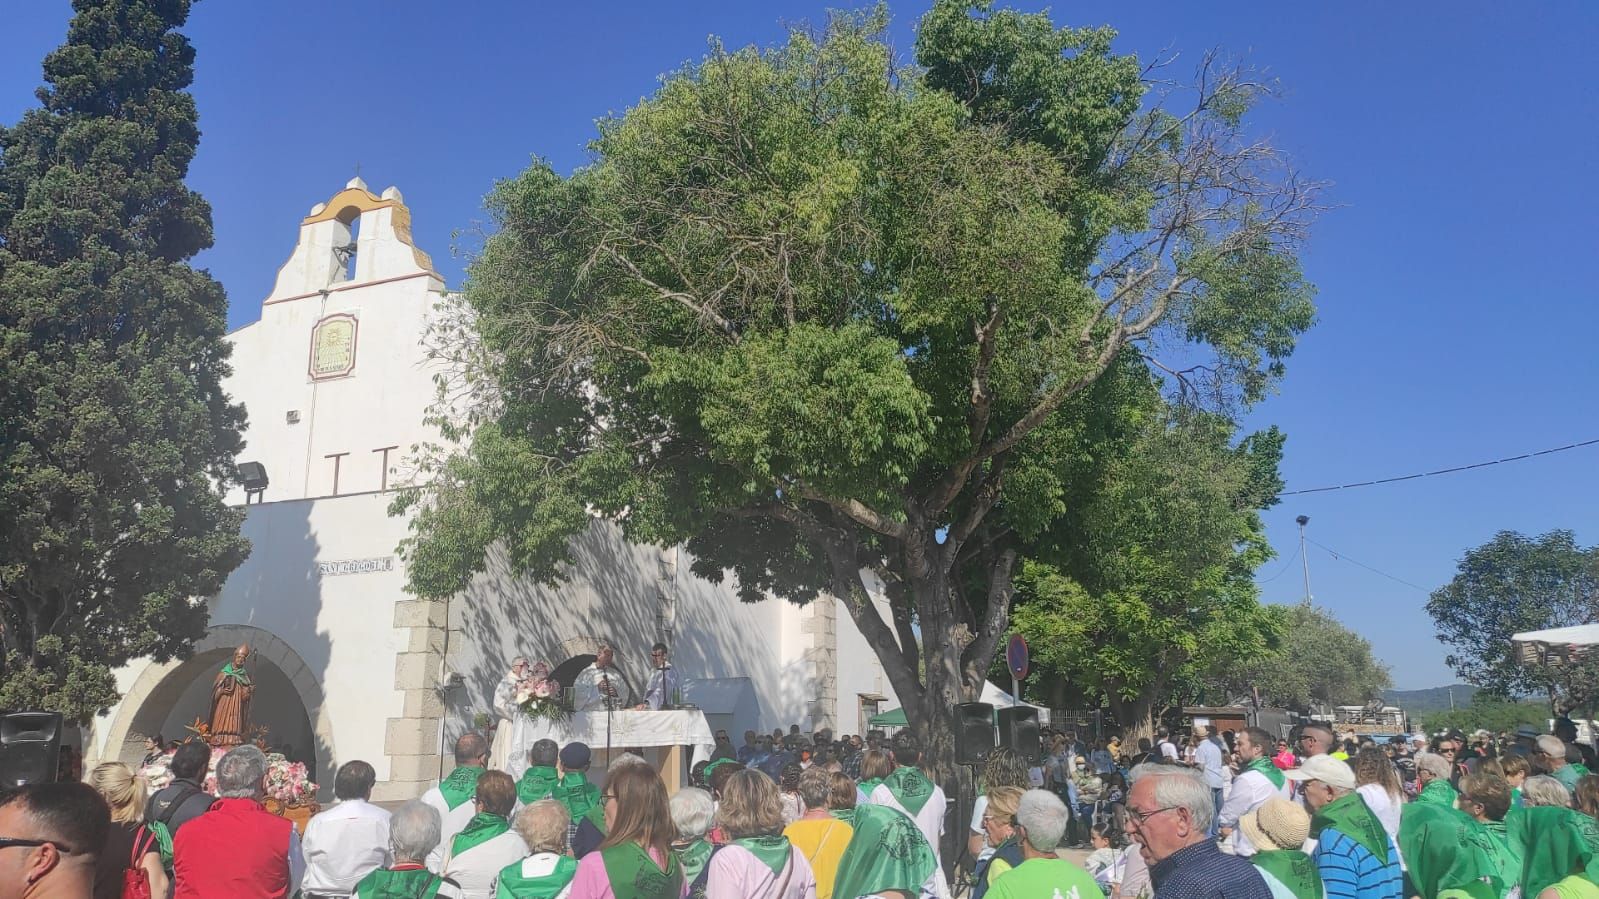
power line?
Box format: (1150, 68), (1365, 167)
(1281, 436), (1599, 496)
(1258, 542), (1302, 583)
(1306, 537), (1431, 594)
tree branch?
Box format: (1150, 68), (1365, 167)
(963, 548), (1017, 684)
(789, 481), (910, 541)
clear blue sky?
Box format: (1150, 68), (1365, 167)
(6, 2), (1597, 690)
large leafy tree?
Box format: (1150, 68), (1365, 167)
(1428, 529), (1599, 700)
(398, 1), (1318, 776)
(1009, 397), (1288, 739)
(1207, 603), (1391, 712)
(0, 0), (248, 720)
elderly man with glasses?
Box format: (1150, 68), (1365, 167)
(1285, 754), (1401, 899)
(1122, 763), (1271, 898)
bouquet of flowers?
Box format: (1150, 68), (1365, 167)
(263, 752), (318, 805)
(515, 661), (570, 723)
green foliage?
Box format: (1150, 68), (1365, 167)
(398, 1), (1317, 762)
(1010, 400), (1286, 730)
(1208, 603), (1391, 711)
(0, 0), (247, 721)
(1427, 530), (1599, 699)
(1420, 695), (1550, 737)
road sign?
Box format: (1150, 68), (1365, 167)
(1006, 634), (1029, 681)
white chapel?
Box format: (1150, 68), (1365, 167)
(84, 179), (900, 801)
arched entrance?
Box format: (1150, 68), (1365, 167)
(95, 625), (336, 799)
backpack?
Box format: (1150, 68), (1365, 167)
(122, 827), (158, 899)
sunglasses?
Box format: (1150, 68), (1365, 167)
(0, 837), (73, 854)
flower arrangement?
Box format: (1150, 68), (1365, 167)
(263, 752), (317, 805)
(515, 660), (570, 724)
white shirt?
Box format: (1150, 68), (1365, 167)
(1194, 739), (1225, 789)
(503, 854), (572, 899)
(574, 664), (622, 712)
(1158, 740), (1179, 760)
(421, 784), (481, 873)
(442, 830), (530, 899)
(300, 798), (392, 895)
(869, 781), (948, 866)
(1217, 764), (1289, 831)
(644, 665), (679, 710)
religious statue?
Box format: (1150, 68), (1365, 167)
(209, 644), (255, 746)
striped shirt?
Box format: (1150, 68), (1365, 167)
(1150, 839), (1272, 899)
(1312, 828), (1403, 899)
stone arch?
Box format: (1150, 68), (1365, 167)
(94, 624), (336, 798)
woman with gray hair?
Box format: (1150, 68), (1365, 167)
(670, 788), (715, 897)
(495, 799), (575, 898)
(981, 790), (1103, 897)
(350, 800), (463, 897)
(1412, 751), (1459, 805)
(1521, 774), (1574, 808)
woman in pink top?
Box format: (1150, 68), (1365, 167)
(706, 769), (817, 899)
(568, 764), (688, 899)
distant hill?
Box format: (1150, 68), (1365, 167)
(1384, 685), (1477, 714)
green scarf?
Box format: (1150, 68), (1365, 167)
(1399, 802), (1502, 899)
(832, 804), (936, 899)
(1576, 812), (1599, 886)
(452, 812), (511, 857)
(1251, 850), (1323, 899)
(1417, 777), (1460, 806)
(1479, 818), (1522, 895)
(438, 766), (484, 811)
(599, 841), (683, 899)
(495, 854), (578, 899)
(828, 808), (856, 826)
(355, 868), (444, 899)
(517, 766), (560, 804)
(882, 766), (936, 816)
(732, 835), (792, 877)
(1246, 756), (1286, 790)
(858, 777), (884, 795)
(553, 772), (601, 821)
(673, 838), (713, 884)
(219, 662), (252, 686)
(1310, 791), (1392, 863)
(1516, 806), (1597, 898)
(1247, 751), (1285, 787)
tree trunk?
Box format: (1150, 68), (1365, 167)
(1107, 690), (1158, 747)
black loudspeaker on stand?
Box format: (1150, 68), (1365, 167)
(954, 702), (996, 766)
(0, 712), (62, 786)
(997, 706), (1042, 765)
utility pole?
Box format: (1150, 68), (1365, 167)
(1296, 515), (1313, 606)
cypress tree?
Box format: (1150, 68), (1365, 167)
(0, 0), (248, 721)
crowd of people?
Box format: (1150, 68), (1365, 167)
(25, 717), (1599, 898)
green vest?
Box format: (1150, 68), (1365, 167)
(495, 854), (578, 899)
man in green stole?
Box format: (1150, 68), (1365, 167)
(867, 734), (948, 870)
(832, 805), (937, 899)
(517, 739), (561, 805)
(422, 732), (490, 871)
(1458, 773), (1522, 895)
(444, 772), (527, 896)
(1288, 754), (1402, 898)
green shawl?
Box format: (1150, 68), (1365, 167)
(1516, 806), (1597, 898)
(882, 766), (936, 816)
(828, 808), (856, 826)
(732, 835), (793, 877)
(1417, 777), (1461, 806)
(517, 765), (560, 804)
(1311, 791), (1392, 863)
(1399, 802), (1502, 899)
(452, 812), (511, 857)
(1246, 756), (1286, 790)
(355, 868), (446, 899)
(1575, 812), (1599, 886)
(496, 855), (578, 899)
(1251, 850), (1324, 899)
(672, 838), (713, 884)
(218, 661), (252, 686)
(599, 841), (683, 899)
(553, 771), (601, 822)
(858, 777), (884, 796)
(1480, 817), (1523, 894)
(832, 804), (936, 899)
(438, 766), (484, 811)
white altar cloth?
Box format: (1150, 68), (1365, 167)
(505, 709), (715, 780)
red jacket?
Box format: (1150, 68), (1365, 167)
(173, 798), (295, 899)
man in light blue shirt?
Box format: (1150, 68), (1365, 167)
(1192, 725), (1225, 837)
